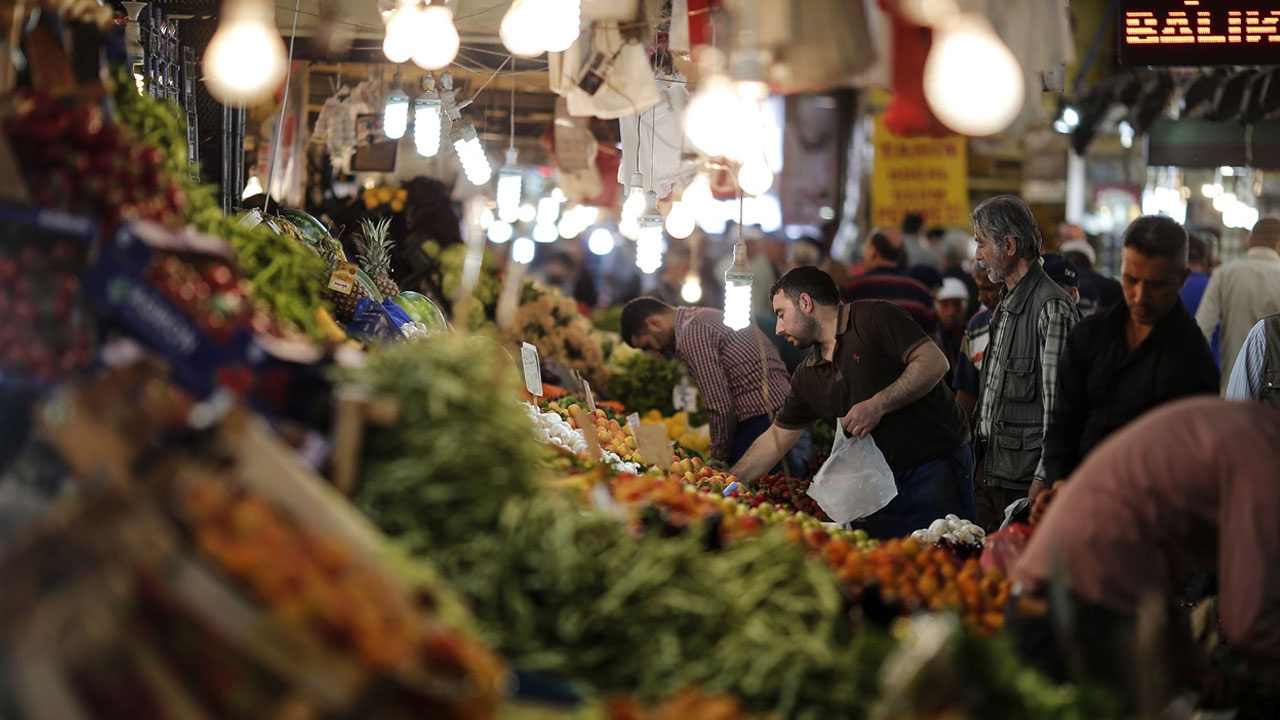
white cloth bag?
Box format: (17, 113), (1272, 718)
(806, 420), (897, 524)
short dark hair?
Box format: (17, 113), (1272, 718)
(869, 230), (907, 267)
(926, 227), (946, 241)
(620, 297), (671, 345)
(770, 266), (840, 308)
(1123, 215), (1187, 266)
(902, 213), (925, 235)
(972, 195), (1042, 261)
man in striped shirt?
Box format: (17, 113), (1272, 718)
(621, 298), (807, 471)
(841, 228), (940, 339)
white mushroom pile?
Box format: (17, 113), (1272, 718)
(911, 514), (986, 547)
(523, 403), (642, 475)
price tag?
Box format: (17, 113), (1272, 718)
(570, 407), (603, 460)
(583, 380), (597, 414)
(625, 412), (640, 438)
(672, 376), (698, 413)
(521, 342), (543, 397)
(327, 261), (358, 294)
(635, 423), (672, 470)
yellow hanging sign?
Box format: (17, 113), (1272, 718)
(871, 116), (969, 229)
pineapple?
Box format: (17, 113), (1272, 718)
(319, 236), (369, 323)
(356, 217), (399, 299)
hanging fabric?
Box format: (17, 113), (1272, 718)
(617, 76), (689, 199)
(550, 23), (661, 119)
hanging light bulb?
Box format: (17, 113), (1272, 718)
(450, 121), (492, 184)
(532, 223), (559, 243)
(383, 73), (409, 140)
(512, 236), (536, 264)
(736, 157), (774, 196)
(518, 203), (538, 223)
(620, 171), (646, 239)
(500, 0), (581, 57)
(923, 14), (1025, 136)
(723, 241), (753, 330)
(536, 196), (562, 227)
(382, 2), (422, 64)
(203, 0), (288, 105)
(487, 220), (514, 243)
(635, 191), (665, 274)
(588, 227), (616, 256)
(684, 74), (742, 158)
(412, 4), (460, 70)
(413, 81), (442, 157)
(681, 273), (703, 303)
(496, 148), (522, 223)
(665, 199), (695, 239)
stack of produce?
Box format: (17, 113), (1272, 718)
(728, 472), (828, 521)
(143, 251), (253, 342)
(606, 345), (704, 425)
(422, 240), (501, 331)
(911, 514), (987, 557)
(5, 95), (187, 231)
(0, 217), (94, 382)
(362, 184), (408, 212)
(824, 536), (1009, 634)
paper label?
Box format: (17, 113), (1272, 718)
(625, 412), (640, 438)
(635, 423), (671, 470)
(521, 342), (543, 397)
(327, 261), (358, 294)
(672, 376), (698, 413)
(583, 380), (597, 414)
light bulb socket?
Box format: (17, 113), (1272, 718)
(629, 171), (644, 191)
(505, 147), (519, 166)
(449, 121), (478, 145)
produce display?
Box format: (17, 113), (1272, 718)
(356, 217), (401, 299)
(729, 471), (829, 521)
(144, 251), (252, 343)
(605, 345), (705, 425)
(502, 281), (610, 389)
(0, 210), (95, 382)
(6, 95), (187, 231)
(911, 514), (987, 550)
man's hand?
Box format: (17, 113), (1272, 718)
(841, 398), (884, 439)
(1027, 478), (1047, 504)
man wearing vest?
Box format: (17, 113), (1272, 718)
(972, 196), (1081, 532)
(1225, 313), (1280, 407)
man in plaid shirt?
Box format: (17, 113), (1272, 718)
(971, 196), (1080, 531)
(621, 298), (808, 471)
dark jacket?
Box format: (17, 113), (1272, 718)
(1041, 298), (1219, 481)
(978, 262), (1080, 488)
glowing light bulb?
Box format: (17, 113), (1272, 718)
(496, 149), (522, 223)
(532, 223), (558, 243)
(203, 0), (287, 105)
(500, 0), (545, 57)
(383, 78), (409, 140)
(723, 243), (753, 330)
(736, 158), (774, 196)
(635, 191), (665, 274)
(500, 0), (581, 57)
(923, 14), (1024, 136)
(536, 196), (562, 226)
(1201, 183), (1223, 199)
(681, 273), (703, 303)
(413, 93), (442, 156)
(512, 236), (536, 264)
(518, 203), (537, 223)
(684, 74), (742, 158)
(382, 3), (421, 64)
(1213, 192), (1236, 212)
(588, 227), (615, 256)
(450, 122), (492, 184)
(487, 220), (513, 243)
(665, 200), (695, 239)
(412, 4), (460, 70)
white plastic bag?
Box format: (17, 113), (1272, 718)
(806, 420), (897, 524)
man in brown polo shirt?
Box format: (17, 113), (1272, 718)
(730, 266), (974, 538)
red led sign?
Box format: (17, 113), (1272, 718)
(1119, 1), (1280, 65)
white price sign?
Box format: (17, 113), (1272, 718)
(672, 376), (698, 413)
(521, 342), (543, 397)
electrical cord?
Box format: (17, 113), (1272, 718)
(264, 0), (302, 213)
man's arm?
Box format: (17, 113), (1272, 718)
(1195, 271), (1224, 345)
(842, 339), (949, 438)
(729, 423), (805, 483)
(1040, 329), (1088, 484)
(1226, 320), (1267, 401)
(680, 325), (737, 460)
(1031, 299), (1080, 498)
